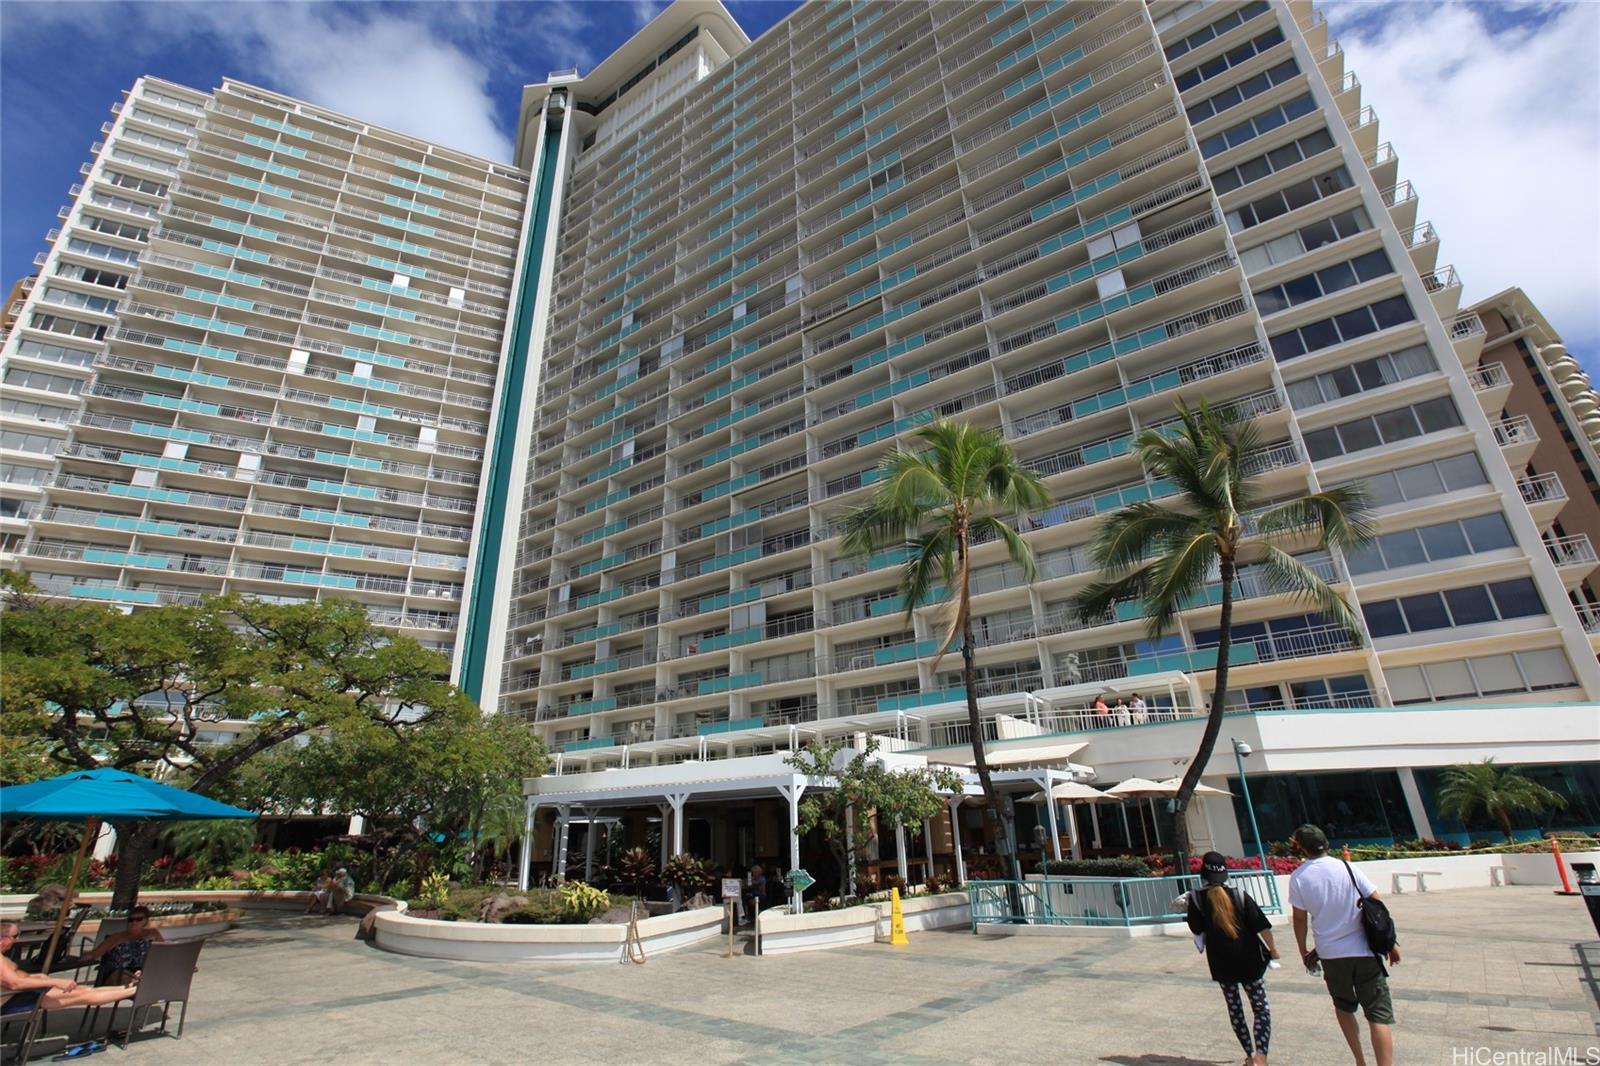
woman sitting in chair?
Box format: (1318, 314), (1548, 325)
(0, 922), (136, 1016)
(80, 907), (164, 985)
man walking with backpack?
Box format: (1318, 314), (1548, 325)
(1289, 825), (1402, 1066)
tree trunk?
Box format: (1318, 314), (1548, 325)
(1172, 555), (1237, 875)
(1498, 811), (1514, 842)
(109, 820), (159, 911)
(961, 613), (1017, 882)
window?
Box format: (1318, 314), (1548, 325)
(1185, 59), (1299, 124)
(3, 368), (84, 395)
(64, 237), (140, 265)
(1347, 513), (1513, 576)
(12, 339), (96, 367)
(1164, 1), (1272, 61)
(1198, 94), (1317, 159)
(0, 463), (50, 486)
(1253, 249), (1393, 316)
(1286, 344), (1435, 408)
(39, 285), (119, 315)
(82, 215), (149, 243)
(54, 264), (128, 289)
(1269, 295), (1416, 361)
(1175, 26), (1287, 91)
(28, 313), (106, 341)
(1211, 127), (1337, 195)
(1237, 201), (1366, 268)
(103, 170), (169, 197)
(1388, 648), (1577, 703)
(1303, 397), (1462, 461)
(0, 430), (63, 455)
(1362, 578), (1547, 637)
(0, 398), (74, 424)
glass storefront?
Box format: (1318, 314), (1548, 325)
(1413, 762), (1600, 843)
(1228, 769), (1417, 846)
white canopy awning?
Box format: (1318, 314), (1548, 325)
(929, 739), (1088, 768)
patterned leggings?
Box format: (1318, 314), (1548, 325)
(1220, 979), (1271, 1056)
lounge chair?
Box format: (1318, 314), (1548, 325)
(104, 939), (204, 1048)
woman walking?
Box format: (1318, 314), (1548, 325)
(1184, 852), (1279, 1065)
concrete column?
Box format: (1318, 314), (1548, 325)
(91, 822), (117, 862)
(1040, 772), (1062, 862)
(657, 802), (671, 870)
(922, 819), (935, 883)
(665, 793), (689, 857)
(844, 803), (856, 896)
(894, 820), (908, 884)
(583, 809), (597, 882)
(518, 798), (536, 891)
(776, 782), (806, 913)
(554, 804), (571, 882)
(1396, 768), (1435, 840)
(948, 796), (967, 885)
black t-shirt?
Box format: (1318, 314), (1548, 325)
(1186, 886), (1272, 984)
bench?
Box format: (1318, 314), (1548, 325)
(1391, 871), (1443, 893)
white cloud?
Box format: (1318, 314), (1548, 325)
(630, 1), (665, 28)
(1327, 1), (1600, 368)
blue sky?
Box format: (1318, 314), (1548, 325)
(2, 0), (1595, 370)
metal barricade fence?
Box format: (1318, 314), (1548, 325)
(967, 870), (1282, 930)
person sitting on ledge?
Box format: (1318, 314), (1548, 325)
(1, 922), (137, 1018)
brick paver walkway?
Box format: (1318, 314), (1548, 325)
(24, 885), (1598, 1065)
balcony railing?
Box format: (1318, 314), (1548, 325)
(1450, 313), (1486, 341)
(1518, 472), (1566, 505)
(1420, 265), (1460, 294)
(1467, 363), (1511, 392)
(1492, 414), (1538, 448)
(1576, 603), (1600, 635)
(1547, 534), (1598, 568)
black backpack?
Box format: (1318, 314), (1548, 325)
(1343, 860), (1398, 957)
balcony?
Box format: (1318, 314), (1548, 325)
(1492, 414), (1539, 467)
(1377, 179), (1418, 232)
(1546, 534), (1598, 585)
(1449, 312), (1487, 365)
(1420, 264), (1462, 318)
(1518, 472), (1567, 530)
(1576, 602), (1600, 637)
(1466, 360), (1512, 414)
(1364, 142), (1398, 190)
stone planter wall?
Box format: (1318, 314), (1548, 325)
(371, 904), (724, 963)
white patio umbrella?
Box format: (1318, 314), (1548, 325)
(1104, 778), (1177, 854)
(1156, 777), (1232, 797)
(1021, 781), (1110, 804)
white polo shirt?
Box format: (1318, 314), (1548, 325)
(1288, 854), (1376, 959)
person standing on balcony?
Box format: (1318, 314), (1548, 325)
(1130, 692), (1149, 724)
(1183, 852), (1279, 1065)
(1290, 825), (1401, 1066)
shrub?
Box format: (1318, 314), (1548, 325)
(500, 901), (566, 925)
(558, 881), (611, 922)
(1038, 857), (1152, 878)
(414, 871), (451, 911)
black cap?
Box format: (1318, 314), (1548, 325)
(1200, 851), (1229, 885)
(1293, 824), (1329, 853)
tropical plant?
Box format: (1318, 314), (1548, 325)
(786, 739), (963, 896)
(558, 880), (612, 921)
(661, 853), (713, 896)
(1435, 759), (1566, 841)
(162, 819), (257, 871)
(1074, 399), (1374, 866)
(840, 420), (1052, 878)
(415, 870), (451, 912)
(618, 847), (656, 895)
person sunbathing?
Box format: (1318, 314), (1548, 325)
(0, 921), (137, 1017)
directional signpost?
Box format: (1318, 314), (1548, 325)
(785, 868), (815, 914)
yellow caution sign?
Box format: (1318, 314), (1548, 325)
(889, 886), (909, 946)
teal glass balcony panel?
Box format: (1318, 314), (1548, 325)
(575, 586), (626, 609)
(129, 422), (210, 445)
(217, 195), (286, 221)
(184, 263), (262, 287)
(1015, 100), (1106, 160)
(697, 508), (761, 540)
(828, 30), (886, 73)
(571, 658), (618, 680)
(289, 538), (369, 559)
(847, 265), (917, 307)
(320, 424), (390, 445)
(995, 3), (1072, 67)
(701, 404), (761, 437)
(699, 546), (761, 575)
(702, 627), (762, 653)
(576, 553), (625, 577)
(849, 296), (920, 339)
(589, 428), (635, 456)
(699, 586), (761, 613)
(1010, 73), (1097, 128)
(1128, 644), (1260, 677)
(846, 234), (913, 277)
(703, 472), (761, 502)
(140, 394), (220, 416)
(299, 507), (370, 528)
(841, 204), (910, 247)
(873, 638), (957, 666)
(171, 311), (247, 336)
(592, 400), (637, 428)
(869, 587), (950, 616)
(698, 715), (766, 736)
(82, 549), (171, 570)
(106, 484), (190, 505)
(70, 585), (159, 605)
(566, 736), (616, 751)
(207, 216), (279, 241)
(147, 365), (231, 389)
(387, 175), (445, 198)
(306, 479), (379, 501)
(580, 521), (627, 546)
(1005, 45), (1087, 99)
(697, 671), (763, 695)
(841, 177), (906, 219)
(868, 545), (914, 571)
(569, 697), (618, 716)
(119, 452), (200, 474)
(92, 515), (183, 537)
(581, 489), (630, 515)
(250, 114), (314, 140)
(225, 173), (294, 199)
(570, 622), (624, 645)
(879, 687), (966, 713)
(833, 76), (893, 117)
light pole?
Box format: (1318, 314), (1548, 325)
(1232, 739), (1267, 866)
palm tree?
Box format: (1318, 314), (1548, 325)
(1074, 399), (1374, 866)
(841, 419), (1052, 880)
(1435, 759), (1566, 841)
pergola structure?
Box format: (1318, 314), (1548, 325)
(519, 743), (1095, 909)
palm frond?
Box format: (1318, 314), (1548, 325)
(971, 515), (1036, 583)
(900, 526), (956, 625)
(1256, 545), (1360, 637)
(1074, 568), (1152, 626)
(1089, 502), (1207, 574)
(1143, 532), (1219, 640)
(1256, 484), (1376, 552)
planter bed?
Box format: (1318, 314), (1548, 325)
(372, 903), (724, 963)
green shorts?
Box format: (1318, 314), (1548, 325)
(1321, 955), (1394, 1026)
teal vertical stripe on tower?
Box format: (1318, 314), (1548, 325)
(458, 124), (563, 703)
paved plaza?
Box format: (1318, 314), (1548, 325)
(32, 886), (1599, 1065)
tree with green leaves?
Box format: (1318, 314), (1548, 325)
(1435, 759), (1566, 841)
(1074, 400), (1374, 866)
(0, 573), (477, 905)
(787, 737), (965, 898)
(235, 704), (547, 888)
(840, 420), (1051, 880)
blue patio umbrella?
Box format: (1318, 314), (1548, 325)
(0, 768), (256, 968)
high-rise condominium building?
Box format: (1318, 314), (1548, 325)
(3, 0), (1598, 786)
(472, 0), (1600, 758)
(0, 77), (528, 652)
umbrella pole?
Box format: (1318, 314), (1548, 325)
(42, 815), (99, 972)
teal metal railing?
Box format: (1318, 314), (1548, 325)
(968, 871), (1282, 930)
